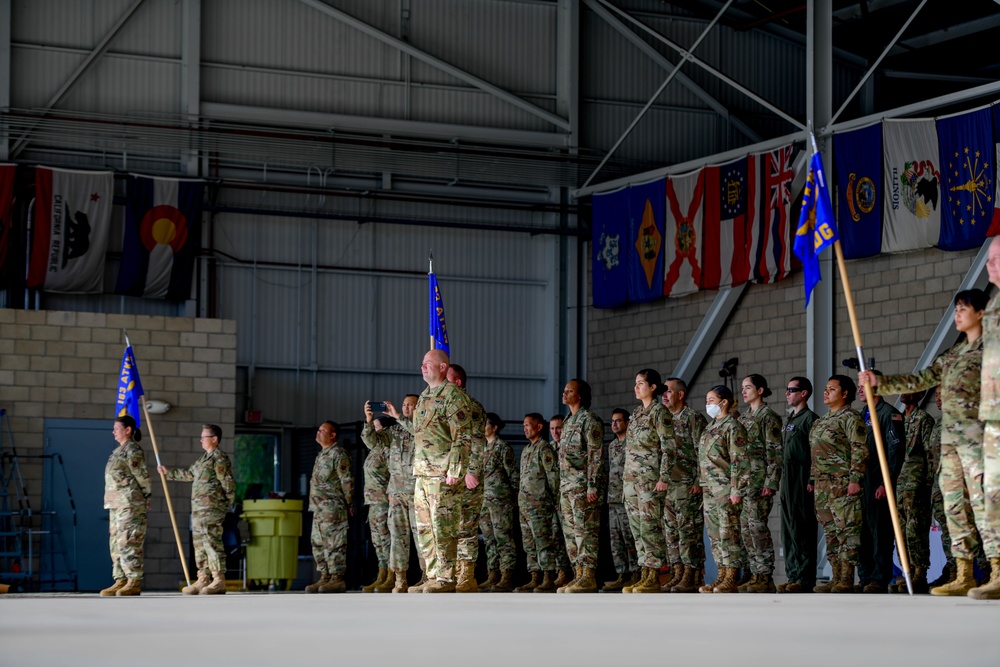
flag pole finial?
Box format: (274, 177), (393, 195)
(428, 250), (434, 274)
(123, 329), (131, 348)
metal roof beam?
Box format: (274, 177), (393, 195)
(890, 13), (1000, 54)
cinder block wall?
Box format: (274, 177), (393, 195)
(588, 246), (980, 580)
(0, 309), (237, 591)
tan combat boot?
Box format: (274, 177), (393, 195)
(699, 568), (719, 594)
(409, 572), (429, 593)
(911, 566), (928, 595)
(738, 572), (757, 593)
(116, 579), (141, 596)
(671, 566), (699, 593)
(479, 569), (500, 591)
(534, 571), (557, 593)
(391, 569), (408, 593)
(514, 571), (540, 593)
(492, 569), (514, 593)
(363, 568), (387, 593)
(748, 573), (777, 593)
(713, 567), (739, 593)
(374, 568), (396, 593)
(832, 563), (856, 593)
(201, 573), (226, 595)
(933, 558), (975, 596)
(318, 574), (346, 593)
(455, 560), (478, 593)
(633, 567), (663, 594)
(622, 567), (645, 594)
(602, 571), (629, 592)
(423, 578), (456, 593)
(566, 566), (598, 593)
(661, 563), (683, 592)
(553, 569), (572, 588)
(813, 559), (839, 593)
(305, 572), (330, 594)
(182, 572), (211, 595)
(100, 580), (126, 597)
(968, 558), (1000, 600)
(735, 568), (752, 589)
(557, 566), (583, 593)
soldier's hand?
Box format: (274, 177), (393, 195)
(858, 370), (878, 388)
(587, 492), (598, 503)
(385, 401), (400, 419)
(446, 475), (460, 485)
(465, 473), (480, 489)
(689, 485), (702, 495)
(875, 484), (886, 500)
(349, 508), (354, 517)
(364, 401), (374, 422)
(847, 482), (861, 496)
(654, 481), (669, 492)
(729, 495), (742, 505)
(806, 484), (814, 493)
(761, 487), (775, 497)
(157, 465), (168, 475)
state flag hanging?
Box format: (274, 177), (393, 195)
(703, 155), (756, 289)
(882, 119), (941, 253)
(938, 107), (995, 251)
(663, 168), (704, 298)
(834, 124), (883, 259)
(591, 186), (628, 308)
(626, 178), (665, 303)
(752, 145), (796, 283)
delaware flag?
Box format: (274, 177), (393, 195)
(116, 345), (145, 423)
(116, 175), (204, 300)
(626, 179), (666, 303)
(794, 150), (838, 307)
(429, 268), (450, 356)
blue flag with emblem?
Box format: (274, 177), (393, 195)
(794, 149), (838, 308)
(428, 265), (450, 356)
(592, 186), (629, 308)
(116, 344), (145, 422)
(834, 124), (882, 259)
(626, 178), (666, 304)
(938, 107), (995, 251)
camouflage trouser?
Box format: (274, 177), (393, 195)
(941, 432), (1000, 559)
(624, 479), (666, 568)
(895, 479), (932, 569)
(414, 476), (462, 582)
(607, 502), (637, 574)
(984, 422), (1000, 559)
(814, 479), (862, 564)
(664, 488), (705, 568)
(519, 502), (556, 572)
(480, 495), (517, 571)
(551, 511), (572, 571)
(739, 493), (775, 575)
(931, 483), (953, 565)
(192, 509), (227, 577)
(559, 482), (601, 569)
(109, 507), (146, 581)
(457, 484), (484, 563)
(366, 502), (391, 568)
(703, 490), (741, 568)
(311, 506), (348, 576)
(388, 492), (423, 572)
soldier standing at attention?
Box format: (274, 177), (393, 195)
(698, 385), (748, 594)
(360, 406), (393, 592)
(737, 374), (783, 593)
(516, 413), (560, 593)
(385, 395), (426, 592)
(413, 349), (473, 593)
(602, 408), (638, 592)
(159, 423), (235, 596)
(778, 377), (818, 594)
(925, 388), (954, 587)
(556, 379), (605, 593)
(548, 414), (573, 586)
(809, 375), (866, 594)
(478, 413), (519, 592)
(302, 421), (353, 593)
(101, 415), (151, 597)
(447, 364), (487, 593)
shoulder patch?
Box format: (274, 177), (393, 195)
(892, 414), (903, 421)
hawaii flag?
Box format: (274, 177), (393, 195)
(663, 168), (704, 298)
(882, 120), (941, 253)
(27, 167), (113, 293)
(116, 175), (204, 300)
(752, 145), (795, 283)
(703, 156), (756, 289)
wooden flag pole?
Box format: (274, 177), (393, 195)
(832, 240), (912, 596)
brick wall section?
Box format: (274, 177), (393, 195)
(588, 246), (980, 581)
(0, 309), (237, 591)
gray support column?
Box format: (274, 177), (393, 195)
(0, 0), (12, 161)
(556, 0), (579, 149)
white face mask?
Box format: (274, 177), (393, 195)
(706, 404), (722, 419)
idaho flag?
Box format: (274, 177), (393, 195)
(938, 108), (995, 251)
(834, 124), (882, 259)
(626, 179), (665, 303)
(116, 175), (204, 300)
(116, 345), (145, 423)
(591, 186), (628, 308)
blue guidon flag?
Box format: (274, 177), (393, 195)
(794, 148), (839, 308)
(429, 266), (450, 356)
(116, 344), (145, 423)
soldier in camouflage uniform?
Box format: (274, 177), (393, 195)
(101, 416), (151, 597)
(303, 421), (353, 593)
(662, 378), (708, 593)
(478, 413), (518, 592)
(360, 406), (393, 592)
(160, 423), (236, 595)
(548, 414), (573, 582)
(926, 389), (953, 585)
(737, 374), (783, 593)
(603, 408), (638, 592)
(621, 370), (674, 594)
(778, 377), (818, 594)
(447, 364), (487, 593)
(809, 375), (866, 594)
(383, 394), (423, 592)
(698, 385), (748, 594)
(556, 379), (605, 593)
(516, 413), (560, 592)
(413, 349), (473, 593)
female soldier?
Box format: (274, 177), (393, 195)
(100, 415), (151, 597)
(478, 413), (519, 592)
(698, 385), (748, 594)
(738, 374), (783, 593)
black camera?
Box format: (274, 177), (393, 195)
(719, 357), (739, 378)
(369, 401), (387, 413)
(842, 357), (875, 371)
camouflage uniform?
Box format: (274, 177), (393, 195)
(738, 404), (783, 575)
(927, 418), (952, 566)
(895, 407), (935, 569)
(858, 399), (906, 586)
(361, 423), (392, 569)
(606, 433), (638, 575)
(780, 407), (818, 585)
(623, 402), (673, 568)
(480, 436), (519, 572)
(167, 447), (235, 578)
(558, 408), (605, 569)
(699, 415), (749, 568)
(809, 406), (867, 565)
(981, 292), (1000, 559)
(519, 438), (559, 572)
(104, 439), (151, 581)
(308, 443), (353, 577)
(413, 380), (472, 583)
(389, 418), (424, 572)
(456, 391), (487, 564)
(665, 406), (707, 568)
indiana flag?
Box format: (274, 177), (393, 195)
(794, 149), (838, 307)
(0, 165), (14, 283)
(626, 179), (666, 303)
(591, 186), (628, 309)
(27, 167), (113, 293)
(882, 119), (941, 253)
(703, 156), (756, 289)
(663, 168), (704, 298)
(753, 145), (795, 284)
(116, 175), (204, 300)
(429, 267), (450, 356)
(834, 124), (883, 259)
(938, 108), (995, 251)
(116, 344), (145, 423)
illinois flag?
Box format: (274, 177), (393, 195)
(937, 108), (994, 251)
(626, 179), (665, 303)
(116, 344), (145, 423)
(116, 175), (204, 300)
(703, 156), (756, 289)
(27, 167), (113, 293)
(663, 168), (704, 298)
(591, 186), (628, 308)
(794, 150), (838, 308)
(882, 119), (941, 253)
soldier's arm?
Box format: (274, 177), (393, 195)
(336, 450), (354, 505)
(655, 411), (675, 485)
(888, 415), (907, 481)
(585, 415), (605, 497)
(396, 415), (415, 435)
(762, 412), (783, 491)
(848, 413), (867, 484)
(217, 454), (236, 507)
(445, 395), (472, 480)
(131, 448), (152, 499)
(543, 448), (560, 503)
(503, 444), (519, 494)
(361, 422), (391, 450)
(166, 464), (195, 483)
(876, 356), (944, 397)
(729, 425), (749, 497)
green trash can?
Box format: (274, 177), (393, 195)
(241, 499), (303, 588)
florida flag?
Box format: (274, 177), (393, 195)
(662, 168), (705, 298)
(116, 175), (204, 300)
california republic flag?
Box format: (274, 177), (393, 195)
(882, 119), (941, 253)
(27, 167), (113, 293)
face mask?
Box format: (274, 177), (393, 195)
(706, 404), (722, 419)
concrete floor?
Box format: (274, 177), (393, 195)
(1, 592), (997, 667)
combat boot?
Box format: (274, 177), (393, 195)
(832, 563), (856, 593)
(557, 566), (583, 593)
(738, 572), (757, 592)
(602, 571), (628, 592)
(735, 568), (752, 589)
(363, 568), (387, 593)
(932, 558), (976, 596)
(928, 562), (954, 588)
(423, 578), (456, 593)
(713, 567), (739, 593)
(699, 569), (719, 594)
(968, 558), (1000, 600)
(305, 573), (330, 594)
(409, 572), (429, 593)
(455, 561), (478, 593)
(514, 571), (540, 593)
(534, 570), (557, 593)
(633, 567), (663, 594)
(813, 559), (839, 593)
(862, 580), (886, 594)
(671, 566), (699, 593)
(182, 572), (211, 595)
(318, 574), (346, 593)
(911, 566), (928, 595)
(201, 573), (227, 595)
(479, 569), (500, 591)
(553, 569), (573, 588)
(622, 567), (646, 594)
(565, 566), (597, 593)
(492, 569), (513, 593)
(116, 578), (141, 596)
(374, 568), (396, 593)
(748, 574), (776, 593)
(99, 580), (126, 597)
(887, 575), (904, 594)
(783, 580), (812, 594)
(391, 569), (408, 593)
(661, 563), (683, 592)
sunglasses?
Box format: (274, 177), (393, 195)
(785, 387), (803, 393)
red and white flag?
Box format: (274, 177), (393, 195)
(702, 155), (757, 289)
(751, 145), (795, 284)
(27, 167), (113, 293)
(663, 168), (704, 298)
